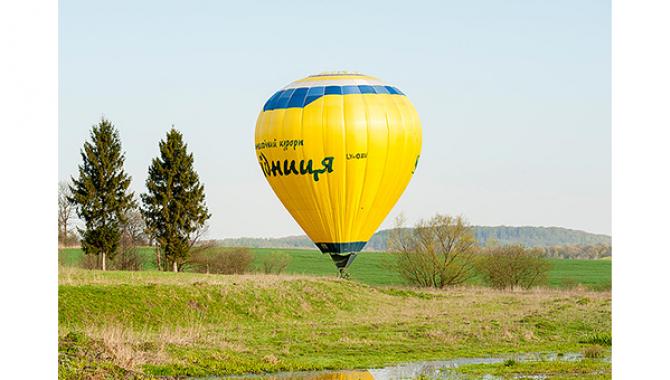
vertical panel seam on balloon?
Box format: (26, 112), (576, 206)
(382, 94), (412, 230)
(320, 94), (339, 244)
(363, 102), (394, 238)
(336, 93), (347, 244)
(349, 93), (372, 243)
(351, 93), (385, 240)
(320, 94), (337, 243)
(363, 95), (402, 239)
(274, 109), (305, 238)
(302, 99), (328, 241)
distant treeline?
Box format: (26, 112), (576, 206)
(537, 244), (611, 259)
(221, 235), (314, 249)
(220, 226), (612, 259)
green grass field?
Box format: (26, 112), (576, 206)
(59, 247), (611, 289)
(58, 268), (611, 379)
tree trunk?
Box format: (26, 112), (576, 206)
(155, 246), (162, 271)
(101, 251), (107, 271)
(173, 260), (178, 273)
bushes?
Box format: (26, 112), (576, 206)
(388, 214), (478, 288)
(477, 245), (550, 290)
(582, 345), (605, 359)
(261, 252), (291, 274)
(386, 221), (552, 290)
(189, 248), (290, 275)
(79, 253), (99, 270)
(386, 214), (551, 290)
(187, 247), (253, 274)
(78, 249), (143, 271)
(109, 248), (143, 271)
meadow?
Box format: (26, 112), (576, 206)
(58, 247), (612, 289)
(58, 268), (611, 379)
(58, 247), (611, 378)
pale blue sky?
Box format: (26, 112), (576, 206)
(59, 0), (611, 238)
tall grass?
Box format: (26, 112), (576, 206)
(59, 269), (611, 377)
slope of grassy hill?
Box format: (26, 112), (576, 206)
(58, 268), (611, 378)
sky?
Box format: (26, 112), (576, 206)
(59, 0), (611, 238)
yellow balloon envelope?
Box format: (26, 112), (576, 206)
(255, 73), (422, 272)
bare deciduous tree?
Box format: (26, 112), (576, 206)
(112, 207), (147, 271)
(149, 224), (211, 272)
(476, 244), (550, 290)
(122, 208), (148, 246)
(178, 224), (211, 272)
(58, 181), (75, 246)
(388, 213), (478, 288)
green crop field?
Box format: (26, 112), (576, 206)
(59, 247), (159, 270)
(545, 258), (612, 289)
(253, 248), (612, 289)
(59, 247), (611, 289)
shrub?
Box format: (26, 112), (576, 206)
(188, 247), (253, 274)
(388, 214), (478, 288)
(261, 252), (291, 274)
(109, 247), (143, 271)
(560, 277), (578, 289)
(583, 345), (604, 359)
(79, 253), (99, 270)
(476, 244), (551, 290)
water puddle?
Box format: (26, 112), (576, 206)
(204, 352), (596, 380)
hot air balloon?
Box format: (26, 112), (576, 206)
(255, 72), (422, 275)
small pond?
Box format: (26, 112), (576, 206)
(199, 352), (605, 380)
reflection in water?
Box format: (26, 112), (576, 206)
(224, 369), (374, 380)
(311, 370), (374, 380)
(217, 352), (591, 380)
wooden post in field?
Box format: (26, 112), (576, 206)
(173, 260), (178, 273)
(101, 252), (106, 271)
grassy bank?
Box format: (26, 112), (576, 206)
(454, 359), (611, 379)
(59, 268), (611, 379)
(58, 247), (612, 289)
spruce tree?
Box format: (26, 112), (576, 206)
(69, 118), (136, 270)
(141, 127), (211, 272)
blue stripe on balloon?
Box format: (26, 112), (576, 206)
(385, 86), (402, 95)
(304, 86), (325, 106)
(341, 85), (361, 94)
(358, 85), (375, 94)
(263, 91), (282, 111)
(373, 85), (389, 94)
(287, 87), (308, 108)
(275, 88), (295, 109)
(263, 85), (406, 111)
(324, 86), (342, 95)
(315, 241), (367, 254)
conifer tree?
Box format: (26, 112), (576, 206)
(141, 127), (211, 272)
(69, 118), (136, 270)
